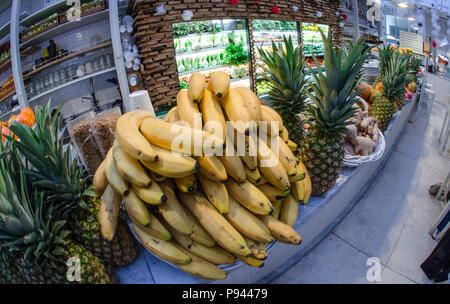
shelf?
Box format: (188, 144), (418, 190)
(179, 64), (228, 76)
(21, 9), (110, 47)
(176, 46), (226, 56)
(174, 30), (246, 40)
(0, 11), (31, 39)
(27, 66), (116, 103)
(23, 41), (112, 79)
(20, 0), (67, 28)
(304, 53), (324, 57)
(230, 75), (249, 83)
(0, 89), (16, 104)
(0, 45), (39, 73)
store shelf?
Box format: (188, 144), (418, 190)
(0, 10), (30, 39)
(19, 0), (67, 28)
(27, 66), (116, 103)
(304, 53), (324, 57)
(174, 30), (246, 40)
(21, 9), (110, 47)
(0, 89), (16, 104)
(230, 75), (249, 83)
(176, 46), (226, 56)
(178, 64), (228, 76)
(23, 41), (112, 79)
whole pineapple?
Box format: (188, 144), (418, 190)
(257, 35), (308, 145)
(9, 103), (139, 267)
(300, 29), (369, 196)
(373, 44), (395, 86)
(0, 143), (112, 284)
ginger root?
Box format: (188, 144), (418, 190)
(351, 136), (375, 156)
(344, 111), (380, 157)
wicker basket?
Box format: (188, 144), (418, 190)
(343, 129), (385, 167)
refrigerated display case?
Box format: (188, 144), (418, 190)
(302, 23), (329, 74)
(252, 19), (300, 96)
(172, 19), (251, 90)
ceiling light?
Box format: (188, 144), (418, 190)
(408, 17), (415, 21)
(391, 1), (414, 9)
(398, 2), (408, 8)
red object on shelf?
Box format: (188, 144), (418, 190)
(229, 0), (239, 4)
(271, 6), (280, 13)
(432, 41), (437, 48)
(342, 13), (348, 20)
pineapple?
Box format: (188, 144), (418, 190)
(9, 103), (139, 267)
(258, 35), (308, 144)
(373, 44), (395, 86)
(0, 143), (112, 284)
(300, 30), (369, 196)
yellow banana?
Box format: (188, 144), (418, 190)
(271, 200), (282, 219)
(113, 142), (151, 187)
(177, 89), (202, 129)
(292, 179), (306, 203)
(178, 192), (251, 257)
(199, 89), (226, 139)
(183, 208), (216, 247)
(188, 72), (206, 103)
(104, 148), (129, 196)
(257, 138), (291, 192)
(244, 237), (267, 260)
(116, 110), (158, 162)
(99, 185), (122, 241)
(225, 197), (273, 243)
(267, 136), (297, 177)
(122, 188), (151, 227)
(245, 166), (261, 185)
(197, 173), (229, 214)
(220, 88), (252, 134)
(196, 155), (227, 183)
(175, 174), (197, 193)
(132, 182), (166, 205)
(280, 195), (299, 227)
(133, 223), (191, 265)
(257, 184), (288, 201)
(235, 254), (264, 267)
(234, 86), (262, 123)
(233, 131), (258, 170)
(218, 150), (246, 183)
(149, 170), (166, 182)
(280, 126), (289, 142)
(165, 106), (180, 123)
(260, 105), (283, 137)
(225, 179), (273, 215)
(298, 161), (312, 205)
(287, 139), (297, 151)
(207, 70), (230, 98)
(289, 162), (306, 183)
(130, 212), (172, 241)
(93, 159), (108, 196)
(258, 215), (302, 245)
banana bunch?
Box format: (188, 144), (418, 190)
(92, 71), (312, 280)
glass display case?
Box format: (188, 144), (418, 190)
(172, 19), (251, 90)
(252, 19), (300, 96)
(302, 23), (329, 74)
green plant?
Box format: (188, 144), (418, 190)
(220, 33), (248, 67)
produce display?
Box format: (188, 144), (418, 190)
(0, 76), (14, 101)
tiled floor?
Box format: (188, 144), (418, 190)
(271, 101), (449, 284)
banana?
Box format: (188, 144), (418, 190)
(207, 70), (230, 98)
(280, 126), (289, 142)
(188, 72), (206, 103)
(197, 173), (229, 214)
(257, 138), (290, 192)
(225, 197), (273, 243)
(220, 88), (252, 134)
(291, 179), (306, 203)
(116, 110), (158, 162)
(177, 89), (202, 129)
(130, 212), (172, 240)
(234, 86), (262, 123)
(122, 188), (151, 226)
(167, 224), (235, 265)
(93, 159), (108, 196)
(165, 106), (180, 123)
(133, 223), (191, 265)
(259, 174), (268, 185)
(225, 179), (273, 215)
(99, 185), (121, 241)
(280, 195), (299, 227)
(174, 244), (227, 280)
(235, 254), (264, 267)
(233, 131), (258, 170)
(158, 181), (194, 236)
(267, 136), (297, 177)
(257, 184), (288, 201)
(258, 215), (302, 245)
(260, 105), (283, 137)
(141, 145), (199, 178)
(199, 89), (226, 139)
(132, 182), (166, 205)
(287, 139), (297, 151)
(271, 200), (282, 219)
(289, 162), (306, 183)
(149, 170), (166, 182)
(140, 117), (224, 155)
(178, 192), (251, 257)
(196, 155), (227, 183)
(183, 208), (216, 247)
(244, 237), (267, 260)
(218, 149), (246, 183)
(245, 166), (261, 185)
(298, 161), (312, 205)
(113, 142), (152, 187)
(104, 147), (129, 196)
(175, 174), (197, 193)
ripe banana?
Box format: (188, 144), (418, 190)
(93, 159), (108, 196)
(280, 126), (289, 143)
(113, 142), (152, 187)
(257, 138), (290, 192)
(178, 192), (251, 257)
(104, 147), (129, 196)
(188, 72), (206, 103)
(244, 237), (267, 260)
(235, 254), (264, 267)
(199, 89), (226, 139)
(234, 86), (262, 123)
(245, 166), (261, 185)
(298, 161), (312, 205)
(225, 197), (273, 243)
(132, 182), (166, 205)
(122, 188), (151, 227)
(257, 184), (288, 201)
(233, 131), (258, 170)
(149, 170), (166, 182)
(177, 89), (202, 130)
(167, 225), (235, 265)
(133, 223), (191, 265)
(291, 179), (306, 203)
(116, 110), (158, 162)
(207, 70), (230, 98)
(140, 117), (224, 155)
(196, 155), (227, 183)
(99, 185), (121, 241)
(267, 136), (297, 177)
(174, 244), (227, 280)
(225, 179), (273, 215)
(271, 200), (282, 219)
(218, 150), (246, 183)
(259, 174), (268, 185)
(130, 212), (172, 241)
(280, 195), (299, 227)
(258, 215), (302, 245)
(260, 105), (283, 136)
(183, 207), (216, 247)
(220, 88), (252, 134)
(141, 145), (199, 178)
(158, 181), (194, 236)
(165, 106), (180, 123)
(175, 174), (197, 193)
(197, 173), (229, 214)
(287, 139), (297, 151)
(289, 162), (306, 183)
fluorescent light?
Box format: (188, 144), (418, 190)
(398, 2), (408, 8)
(408, 17), (415, 21)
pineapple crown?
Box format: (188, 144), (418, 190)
(9, 101), (95, 216)
(306, 29), (370, 137)
(381, 51), (413, 100)
(377, 44), (395, 77)
(258, 35), (308, 140)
